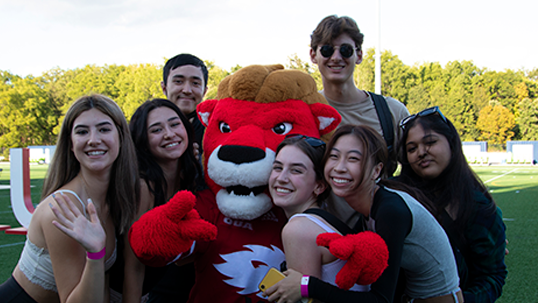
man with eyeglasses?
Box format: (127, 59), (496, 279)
(309, 15), (410, 225)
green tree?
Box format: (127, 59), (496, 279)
(64, 64), (125, 108)
(0, 76), (60, 152)
(471, 85), (489, 114)
(516, 98), (538, 140)
(414, 62), (444, 93)
(115, 63), (162, 120)
(481, 70), (522, 112)
(205, 61), (232, 100)
(356, 48), (375, 92)
(406, 85), (431, 114)
(527, 68), (538, 81)
(356, 49), (415, 104)
(515, 82), (529, 100)
(40, 68), (77, 136)
(378, 50), (413, 105)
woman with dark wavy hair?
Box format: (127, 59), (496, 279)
(397, 106), (507, 302)
(110, 99), (203, 303)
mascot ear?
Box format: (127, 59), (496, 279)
(309, 103), (342, 136)
(197, 99), (219, 127)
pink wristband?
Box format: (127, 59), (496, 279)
(300, 275), (310, 298)
(87, 247), (106, 260)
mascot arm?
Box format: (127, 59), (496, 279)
(129, 190), (218, 267)
(316, 231), (389, 290)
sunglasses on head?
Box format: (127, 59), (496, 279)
(319, 44), (356, 59)
(285, 134), (326, 147)
(399, 106), (448, 130)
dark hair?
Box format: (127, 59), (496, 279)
(323, 124), (387, 191)
(397, 114), (497, 232)
(275, 137), (330, 205)
(42, 94), (140, 235)
(323, 124), (436, 214)
(162, 53), (208, 88)
(129, 99), (203, 207)
(311, 15), (364, 52)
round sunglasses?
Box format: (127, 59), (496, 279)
(319, 44), (356, 59)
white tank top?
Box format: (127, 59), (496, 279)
(18, 190), (117, 292)
(290, 213), (370, 292)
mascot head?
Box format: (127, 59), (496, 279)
(198, 64), (341, 220)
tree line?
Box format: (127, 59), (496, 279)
(1, 49), (537, 158)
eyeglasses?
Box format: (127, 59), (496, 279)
(285, 134), (326, 147)
(319, 44), (356, 59)
(399, 106), (448, 130)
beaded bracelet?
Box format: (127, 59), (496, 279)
(87, 247), (106, 260)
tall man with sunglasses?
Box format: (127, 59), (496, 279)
(309, 15), (409, 227)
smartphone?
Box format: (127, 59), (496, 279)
(259, 267), (285, 291)
(259, 268), (313, 303)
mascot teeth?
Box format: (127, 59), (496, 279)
(226, 185), (266, 196)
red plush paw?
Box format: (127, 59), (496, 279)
(129, 190), (217, 267)
(317, 231), (388, 289)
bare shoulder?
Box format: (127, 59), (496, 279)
(283, 215), (329, 241)
(32, 192), (84, 250)
(30, 191), (83, 227)
(26, 195), (57, 246)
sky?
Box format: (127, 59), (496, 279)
(1, 0), (537, 77)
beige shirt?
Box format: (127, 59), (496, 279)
(321, 90), (409, 148)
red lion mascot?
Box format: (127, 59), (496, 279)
(129, 64), (383, 302)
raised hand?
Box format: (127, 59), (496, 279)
(50, 192), (106, 254)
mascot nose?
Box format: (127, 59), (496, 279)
(218, 145), (265, 164)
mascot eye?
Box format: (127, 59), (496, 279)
(272, 122), (292, 135)
(219, 122), (231, 133)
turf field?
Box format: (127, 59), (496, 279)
(0, 162), (536, 302)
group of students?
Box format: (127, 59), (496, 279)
(260, 14), (507, 303)
(263, 108), (507, 303)
(0, 13), (507, 303)
(0, 53), (209, 303)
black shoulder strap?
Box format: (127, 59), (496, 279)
(369, 92), (394, 153)
(303, 208), (354, 235)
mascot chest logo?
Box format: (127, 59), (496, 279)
(214, 244), (285, 298)
(199, 99), (324, 220)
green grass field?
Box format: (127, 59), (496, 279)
(1, 162), (537, 301)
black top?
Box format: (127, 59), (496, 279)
(187, 110), (205, 155)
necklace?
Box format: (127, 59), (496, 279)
(80, 174), (94, 205)
(80, 174), (108, 228)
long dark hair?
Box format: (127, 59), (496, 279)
(397, 114), (496, 232)
(129, 99), (203, 207)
